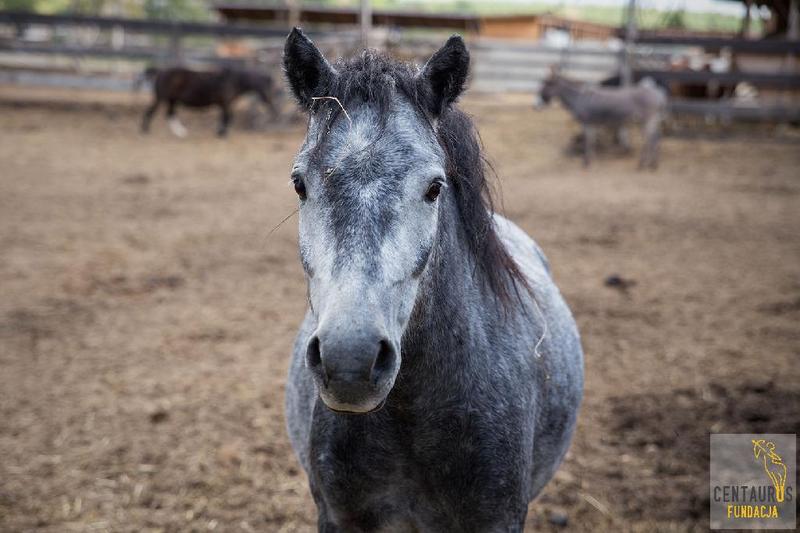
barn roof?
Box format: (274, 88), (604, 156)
(214, 3), (483, 31)
(213, 3), (617, 34)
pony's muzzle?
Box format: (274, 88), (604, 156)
(306, 330), (399, 413)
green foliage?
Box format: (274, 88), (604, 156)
(662, 9), (686, 29)
(0, 0), (749, 31)
(0, 0), (211, 19)
(67, 0), (107, 15)
(0, 0), (41, 11)
(367, 1), (745, 32)
(142, 0), (209, 21)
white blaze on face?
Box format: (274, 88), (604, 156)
(296, 100), (445, 335)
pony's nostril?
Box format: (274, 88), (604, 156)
(372, 339), (395, 384)
(307, 336), (322, 369)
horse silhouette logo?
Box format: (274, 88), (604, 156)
(753, 439), (787, 503)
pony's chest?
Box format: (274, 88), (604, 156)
(310, 409), (530, 523)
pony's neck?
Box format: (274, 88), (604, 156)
(398, 198), (496, 389)
(555, 78), (583, 112)
(390, 108), (519, 403)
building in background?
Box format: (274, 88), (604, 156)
(213, 3), (619, 43)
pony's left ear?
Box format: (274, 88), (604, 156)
(283, 27), (336, 108)
(416, 35), (470, 117)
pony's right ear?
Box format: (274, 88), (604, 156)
(283, 28), (335, 108)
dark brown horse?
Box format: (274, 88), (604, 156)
(140, 66), (281, 137)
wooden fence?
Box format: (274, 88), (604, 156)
(0, 12), (620, 94)
(469, 39), (621, 93)
(0, 10), (358, 92)
(467, 34), (800, 120)
(1, 11), (799, 121)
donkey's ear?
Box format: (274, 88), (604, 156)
(283, 28), (335, 108)
(416, 35), (470, 116)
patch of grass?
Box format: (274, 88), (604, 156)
(6, 0), (752, 33)
(341, 0), (747, 32)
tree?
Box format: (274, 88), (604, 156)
(0, 0), (40, 11)
(143, 0), (209, 21)
(662, 9), (686, 29)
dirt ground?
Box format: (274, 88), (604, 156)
(1, 86), (798, 533)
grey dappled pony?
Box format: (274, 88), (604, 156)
(536, 69), (667, 169)
(283, 28), (584, 532)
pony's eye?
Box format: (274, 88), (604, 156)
(292, 175), (307, 200)
(424, 181), (442, 203)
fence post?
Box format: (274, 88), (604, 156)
(111, 24), (124, 50)
(621, 0), (637, 86)
(360, 0), (371, 49)
(168, 24), (182, 64)
(788, 0), (798, 90)
(288, 0), (301, 29)
(740, 0), (752, 37)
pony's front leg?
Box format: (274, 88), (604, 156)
(615, 126), (632, 153)
(141, 98), (160, 133)
(166, 100), (188, 138)
(317, 516), (341, 533)
(218, 103), (232, 137)
(582, 125), (595, 167)
(493, 523), (525, 533)
(639, 115), (661, 169)
(474, 516), (525, 533)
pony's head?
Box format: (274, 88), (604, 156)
(283, 29), (469, 413)
(534, 66), (562, 109)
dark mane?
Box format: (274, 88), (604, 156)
(436, 108), (532, 305)
(308, 50), (530, 305)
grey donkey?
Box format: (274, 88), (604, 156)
(536, 68), (667, 168)
(282, 28), (584, 532)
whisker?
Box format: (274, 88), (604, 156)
(263, 208), (299, 246)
